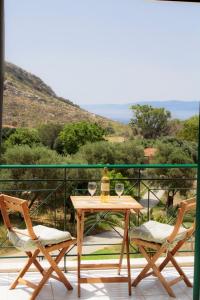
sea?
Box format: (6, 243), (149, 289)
(82, 101), (199, 124)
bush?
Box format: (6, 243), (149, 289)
(149, 142), (196, 207)
(38, 123), (63, 149)
(5, 128), (41, 148)
(76, 140), (144, 166)
(1, 145), (65, 208)
(76, 141), (116, 164)
(57, 121), (105, 154)
(177, 115), (199, 142)
(2, 127), (16, 141)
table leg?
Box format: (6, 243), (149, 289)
(118, 210), (129, 275)
(77, 211), (84, 297)
(125, 212), (131, 296)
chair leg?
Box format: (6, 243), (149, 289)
(149, 257), (176, 298)
(167, 253), (192, 287)
(10, 249), (40, 290)
(44, 248), (73, 290)
(30, 247), (72, 300)
(158, 240), (192, 288)
(158, 240), (185, 272)
(132, 245), (176, 298)
(132, 245), (165, 287)
(27, 252), (65, 284)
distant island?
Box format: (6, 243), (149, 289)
(82, 101), (199, 124)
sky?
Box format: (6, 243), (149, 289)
(5, 0), (200, 105)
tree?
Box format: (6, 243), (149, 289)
(130, 104), (171, 139)
(5, 128), (41, 147)
(1, 145), (65, 208)
(155, 137), (198, 163)
(38, 123), (63, 149)
(149, 142), (196, 207)
(2, 126), (16, 141)
(177, 115), (199, 142)
(1, 145), (100, 230)
(76, 140), (144, 166)
(57, 122), (105, 154)
(77, 141), (116, 164)
(167, 119), (183, 137)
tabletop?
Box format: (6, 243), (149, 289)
(70, 195), (143, 211)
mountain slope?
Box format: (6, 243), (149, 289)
(3, 62), (128, 134)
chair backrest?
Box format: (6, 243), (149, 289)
(167, 197), (196, 243)
(0, 194), (37, 240)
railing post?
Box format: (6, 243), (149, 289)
(64, 167), (67, 272)
(0, 0), (5, 155)
(137, 168), (141, 226)
(147, 189), (150, 221)
(193, 108), (200, 300)
(138, 168), (141, 200)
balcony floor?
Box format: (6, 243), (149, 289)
(0, 265), (194, 300)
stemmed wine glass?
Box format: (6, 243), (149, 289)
(115, 183), (124, 199)
(88, 182), (97, 197)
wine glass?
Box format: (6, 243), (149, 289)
(115, 183), (124, 199)
(88, 182), (97, 197)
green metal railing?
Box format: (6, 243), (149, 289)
(0, 163), (197, 259)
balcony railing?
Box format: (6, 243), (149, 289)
(0, 163), (197, 264)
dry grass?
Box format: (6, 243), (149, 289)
(106, 136), (127, 143)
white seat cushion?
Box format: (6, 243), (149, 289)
(8, 225), (72, 251)
(129, 220), (187, 244)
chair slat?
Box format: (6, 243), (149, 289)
(2, 194), (26, 213)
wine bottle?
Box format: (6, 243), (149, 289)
(100, 167), (110, 202)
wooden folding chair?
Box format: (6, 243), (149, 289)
(130, 197), (196, 298)
(0, 194), (76, 300)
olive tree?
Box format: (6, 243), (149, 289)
(130, 104), (171, 139)
(149, 142), (196, 207)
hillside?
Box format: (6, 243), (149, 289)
(3, 62), (129, 135)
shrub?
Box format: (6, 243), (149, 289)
(5, 128), (41, 148)
(38, 123), (63, 149)
(57, 121), (105, 154)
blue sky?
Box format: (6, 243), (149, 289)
(5, 0), (200, 105)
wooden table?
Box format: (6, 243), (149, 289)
(70, 195), (143, 297)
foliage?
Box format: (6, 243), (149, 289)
(5, 128), (41, 148)
(104, 125), (115, 135)
(38, 123), (63, 149)
(151, 204), (179, 224)
(155, 137), (198, 163)
(140, 136), (197, 163)
(1, 145), (101, 231)
(114, 141), (144, 165)
(84, 211), (124, 233)
(167, 119), (183, 137)
(148, 142), (196, 207)
(129, 104), (171, 139)
(2, 126), (16, 141)
(57, 122), (105, 154)
(109, 170), (136, 197)
(76, 140), (144, 167)
(177, 115), (199, 142)
(76, 141), (116, 164)
(1, 145), (65, 210)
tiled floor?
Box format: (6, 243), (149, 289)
(0, 266), (194, 300)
